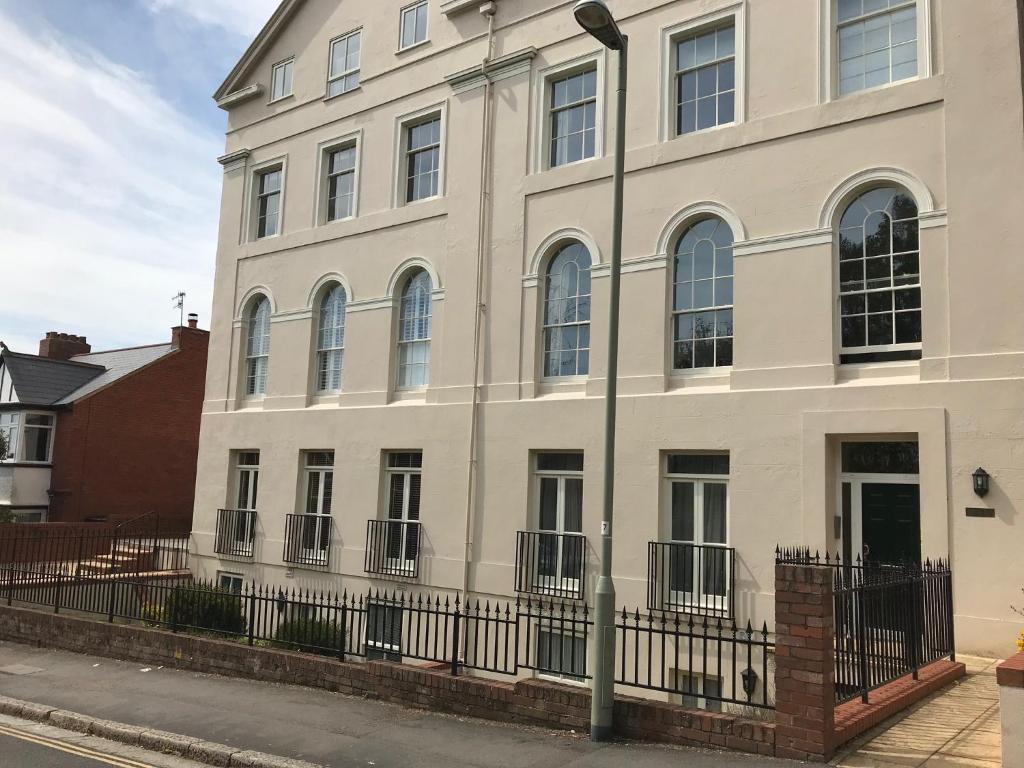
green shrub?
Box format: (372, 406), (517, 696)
(272, 617), (345, 656)
(164, 585), (246, 636)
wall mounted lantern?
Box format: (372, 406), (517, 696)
(741, 667), (759, 697)
(972, 467), (990, 498)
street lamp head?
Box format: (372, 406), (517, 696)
(573, 0), (625, 50)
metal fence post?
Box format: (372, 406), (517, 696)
(247, 588), (256, 647)
(945, 567), (956, 663)
(107, 578), (117, 623)
(450, 599), (461, 676)
(856, 584), (869, 704)
(909, 578), (920, 680)
(54, 572), (63, 614)
(339, 602), (348, 663)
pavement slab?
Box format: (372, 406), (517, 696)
(833, 656), (1003, 768)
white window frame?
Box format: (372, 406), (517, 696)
(536, 627), (588, 684)
(16, 412), (55, 464)
(300, 451), (334, 560)
(660, 3), (745, 143)
(245, 298), (272, 398)
(393, 103), (447, 207)
(366, 601), (404, 654)
(234, 451), (260, 511)
(541, 242), (593, 381)
(819, 0), (932, 103)
(217, 572), (244, 594)
(0, 412), (20, 463)
(315, 285), (347, 393)
(327, 29), (361, 98)
(674, 670), (724, 712)
(269, 57), (295, 103)
(382, 452), (422, 572)
(533, 453), (585, 597)
(532, 51), (606, 174)
(670, 217), (735, 373)
(834, 186), (922, 360)
(398, 1), (429, 51)
(246, 156), (287, 242)
(662, 454), (730, 614)
(395, 270), (432, 391)
(315, 131), (361, 225)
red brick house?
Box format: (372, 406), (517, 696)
(0, 316), (208, 528)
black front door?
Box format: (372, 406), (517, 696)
(861, 483), (921, 565)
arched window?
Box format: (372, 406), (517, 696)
(397, 270), (431, 389)
(672, 217), (733, 369)
(316, 285), (347, 392)
(543, 241), (592, 377)
(245, 297), (271, 396)
(837, 186), (920, 361)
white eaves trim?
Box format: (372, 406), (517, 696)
(441, 0), (495, 15)
(216, 84), (263, 110)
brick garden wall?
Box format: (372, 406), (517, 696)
(0, 603), (776, 756)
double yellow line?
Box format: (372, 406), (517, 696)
(0, 722), (159, 767)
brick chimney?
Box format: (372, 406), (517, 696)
(39, 332), (91, 360)
(171, 314), (209, 351)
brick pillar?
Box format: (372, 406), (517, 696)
(774, 563), (836, 761)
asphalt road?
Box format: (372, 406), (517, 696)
(0, 717), (207, 768)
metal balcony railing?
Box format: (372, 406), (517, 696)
(213, 509), (256, 558)
(282, 513), (332, 568)
(364, 519), (421, 579)
(515, 530), (586, 600)
(647, 541), (734, 618)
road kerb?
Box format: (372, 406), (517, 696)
(0, 694), (323, 768)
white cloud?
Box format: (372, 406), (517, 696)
(146, 0), (279, 38)
(0, 12), (223, 353)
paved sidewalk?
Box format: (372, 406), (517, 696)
(833, 655), (1001, 768)
(0, 640), (795, 768)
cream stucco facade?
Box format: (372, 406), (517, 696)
(193, 0), (1024, 660)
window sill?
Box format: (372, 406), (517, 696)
(835, 359), (920, 384)
(536, 672), (589, 688)
(831, 74), (922, 103)
(396, 39), (430, 56)
(323, 85), (361, 102)
(536, 378), (587, 398)
(668, 119), (739, 143)
(391, 389), (427, 403)
(398, 193), (443, 209)
(667, 368), (732, 391)
(542, 154), (600, 175)
(267, 94), (295, 106)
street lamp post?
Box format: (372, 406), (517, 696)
(572, 0), (626, 743)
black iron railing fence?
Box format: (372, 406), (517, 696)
(214, 509), (256, 558)
(514, 530), (586, 600)
(0, 519), (189, 579)
(282, 514), (332, 568)
(617, 609), (774, 709)
(647, 541), (735, 618)
(0, 562), (773, 710)
(776, 547), (955, 704)
(364, 520), (421, 579)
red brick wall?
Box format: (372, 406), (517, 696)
(0, 603), (777, 757)
(47, 327), (208, 530)
(774, 562), (836, 761)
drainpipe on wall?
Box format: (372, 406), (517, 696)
(461, 1), (498, 609)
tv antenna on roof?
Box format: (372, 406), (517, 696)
(172, 291), (186, 327)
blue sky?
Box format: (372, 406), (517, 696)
(0, 0), (278, 354)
